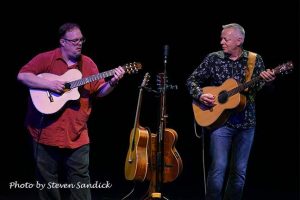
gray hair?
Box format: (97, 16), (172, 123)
(222, 23), (245, 41)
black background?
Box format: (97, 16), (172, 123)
(1, 1), (299, 199)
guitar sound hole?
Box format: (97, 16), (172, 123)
(218, 90), (228, 104)
(64, 83), (71, 90)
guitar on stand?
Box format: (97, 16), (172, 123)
(125, 72), (151, 182)
(145, 45), (183, 200)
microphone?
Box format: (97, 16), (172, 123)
(163, 45), (169, 64)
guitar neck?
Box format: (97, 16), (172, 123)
(227, 62), (294, 97)
(130, 73), (150, 149)
(133, 87), (144, 130)
(66, 62), (142, 89)
(69, 68), (121, 89)
(228, 76), (262, 96)
(132, 73), (151, 131)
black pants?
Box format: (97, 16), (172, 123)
(32, 140), (91, 200)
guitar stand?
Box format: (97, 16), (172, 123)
(143, 46), (175, 200)
(144, 192), (169, 200)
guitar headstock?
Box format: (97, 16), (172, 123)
(156, 73), (167, 91)
(141, 72), (150, 87)
(273, 61), (294, 75)
(156, 73), (178, 92)
(123, 62), (142, 74)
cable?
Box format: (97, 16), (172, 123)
(120, 182), (136, 200)
(193, 120), (207, 195)
(201, 127), (207, 195)
(193, 120), (202, 139)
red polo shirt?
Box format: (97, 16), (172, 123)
(19, 48), (105, 148)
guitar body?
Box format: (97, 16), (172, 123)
(146, 129), (183, 183)
(163, 128), (183, 183)
(125, 126), (149, 181)
(192, 78), (246, 129)
(30, 69), (82, 114)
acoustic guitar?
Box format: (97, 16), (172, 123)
(30, 62), (142, 114)
(192, 61), (293, 129)
(125, 72), (151, 181)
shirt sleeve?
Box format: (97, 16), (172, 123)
(186, 55), (212, 100)
(18, 52), (51, 74)
(251, 54), (266, 93)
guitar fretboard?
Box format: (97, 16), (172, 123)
(225, 62), (292, 98)
(227, 76), (262, 97)
(66, 61), (142, 89)
(69, 69), (116, 89)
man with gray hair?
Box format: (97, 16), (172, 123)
(186, 23), (275, 200)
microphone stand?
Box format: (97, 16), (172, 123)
(146, 45), (177, 200)
(150, 45), (169, 200)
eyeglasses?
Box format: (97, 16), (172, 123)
(63, 37), (86, 45)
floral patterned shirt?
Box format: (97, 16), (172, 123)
(186, 50), (265, 129)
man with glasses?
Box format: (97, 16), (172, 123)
(17, 22), (125, 200)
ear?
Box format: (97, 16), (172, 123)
(237, 37), (243, 46)
(59, 38), (65, 46)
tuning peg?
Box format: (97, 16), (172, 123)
(167, 85), (178, 90)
